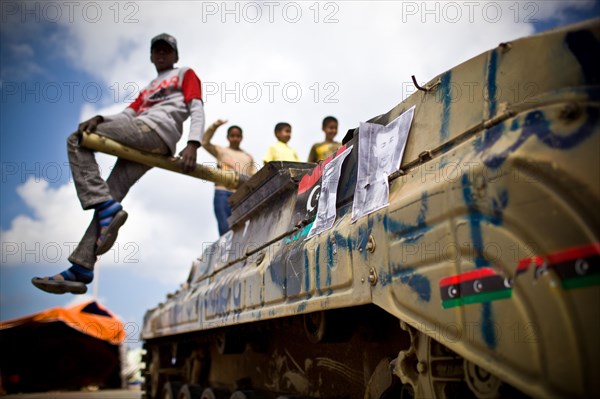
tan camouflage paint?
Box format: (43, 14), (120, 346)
(141, 19), (600, 398)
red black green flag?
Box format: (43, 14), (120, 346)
(518, 243), (599, 290)
(440, 267), (512, 309)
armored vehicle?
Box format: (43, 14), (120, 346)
(140, 19), (600, 399)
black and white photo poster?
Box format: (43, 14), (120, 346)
(351, 105), (415, 222)
(306, 146), (354, 239)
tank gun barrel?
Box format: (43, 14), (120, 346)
(81, 131), (242, 189)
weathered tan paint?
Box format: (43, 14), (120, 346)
(138, 19), (599, 398)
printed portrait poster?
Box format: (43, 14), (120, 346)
(306, 145), (354, 239)
(351, 105), (415, 222)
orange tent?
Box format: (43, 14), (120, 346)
(0, 301), (125, 394)
(0, 300), (125, 344)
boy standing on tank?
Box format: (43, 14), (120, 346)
(307, 116), (341, 163)
(263, 122), (300, 163)
(32, 33), (205, 295)
(202, 119), (257, 236)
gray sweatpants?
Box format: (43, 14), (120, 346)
(67, 118), (170, 270)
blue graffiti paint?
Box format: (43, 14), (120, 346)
(491, 190), (509, 222)
(481, 302), (497, 349)
(286, 244), (305, 297)
(378, 264), (431, 302)
(474, 31), (600, 164)
(461, 174), (487, 268)
(379, 271), (392, 286)
(510, 118), (520, 131)
(233, 281), (242, 309)
(416, 192), (428, 226)
(480, 124), (505, 156)
(399, 269), (431, 302)
(461, 174), (508, 349)
(484, 108), (599, 169)
(324, 239), (336, 296)
(217, 283), (231, 316)
(315, 244), (321, 293)
(334, 232), (351, 249)
(326, 239), (334, 287)
(207, 289), (218, 316)
(487, 49), (498, 117)
(385, 192), (430, 244)
(287, 229), (357, 298)
(269, 251), (286, 290)
(385, 265), (431, 302)
(296, 301), (307, 313)
(304, 248), (310, 291)
(357, 224), (370, 260)
(461, 175), (501, 267)
(474, 49), (501, 153)
(439, 71), (453, 143)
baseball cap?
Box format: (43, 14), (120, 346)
(151, 33), (178, 54)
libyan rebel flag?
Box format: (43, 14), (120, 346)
(440, 243), (600, 309)
(518, 243), (600, 290)
(440, 267), (512, 309)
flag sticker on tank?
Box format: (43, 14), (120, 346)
(440, 243), (600, 309)
(518, 243), (600, 290)
(439, 267), (512, 309)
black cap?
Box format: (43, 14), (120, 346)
(151, 33), (178, 54)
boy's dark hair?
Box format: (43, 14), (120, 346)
(227, 125), (243, 136)
(322, 116), (338, 129)
(274, 122), (291, 133)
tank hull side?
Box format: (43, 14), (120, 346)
(142, 18), (600, 399)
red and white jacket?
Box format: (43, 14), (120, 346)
(106, 67), (205, 155)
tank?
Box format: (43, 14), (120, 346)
(140, 18), (600, 399)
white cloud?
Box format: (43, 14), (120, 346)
(50, 1), (549, 160)
(0, 172), (216, 285)
(2, 179), (89, 249)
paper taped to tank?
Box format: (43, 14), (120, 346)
(306, 145), (354, 239)
(352, 105), (415, 222)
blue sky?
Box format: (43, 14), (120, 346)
(1, 1), (599, 346)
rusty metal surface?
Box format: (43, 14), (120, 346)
(141, 19), (600, 398)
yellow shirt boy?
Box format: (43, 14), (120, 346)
(263, 122), (300, 163)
